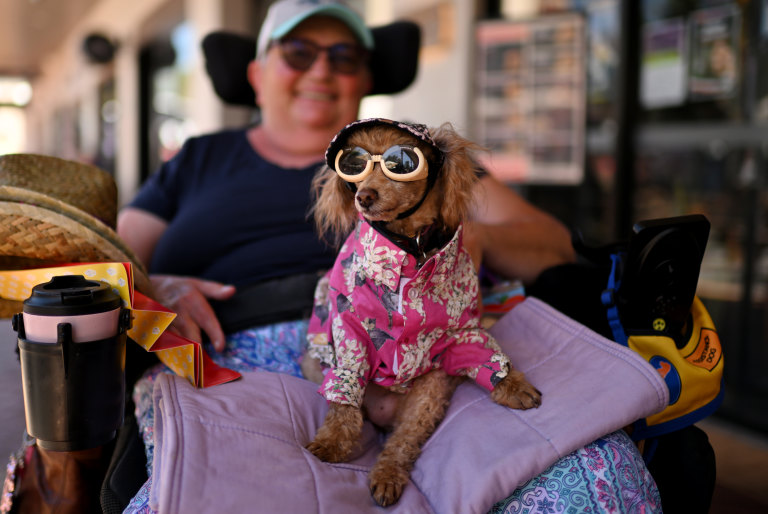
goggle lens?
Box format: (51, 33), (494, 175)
(335, 145), (428, 183)
(382, 146), (420, 174)
(337, 147), (371, 175)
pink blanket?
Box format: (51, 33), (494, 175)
(149, 298), (668, 513)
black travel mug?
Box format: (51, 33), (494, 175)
(12, 275), (132, 451)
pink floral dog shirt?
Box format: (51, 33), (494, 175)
(306, 218), (511, 408)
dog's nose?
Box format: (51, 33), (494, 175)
(356, 188), (378, 209)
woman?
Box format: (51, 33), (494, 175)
(117, 5), (574, 355)
(118, 1), (658, 513)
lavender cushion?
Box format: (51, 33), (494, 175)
(149, 298), (667, 513)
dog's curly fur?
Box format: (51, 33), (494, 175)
(305, 123), (541, 507)
(310, 123), (479, 245)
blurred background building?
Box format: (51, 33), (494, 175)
(1, 1), (767, 501)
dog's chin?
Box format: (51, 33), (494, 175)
(356, 205), (400, 223)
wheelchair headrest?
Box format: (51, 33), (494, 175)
(202, 21), (421, 107)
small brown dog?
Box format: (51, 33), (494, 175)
(304, 118), (541, 506)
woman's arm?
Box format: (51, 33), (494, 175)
(117, 207), (235, 351)
(465, 174), (576, 284)
(117, 207), (168, 267)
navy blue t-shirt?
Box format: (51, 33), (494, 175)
(129, 128), (336, 288)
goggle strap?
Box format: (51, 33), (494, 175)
(395, 163), (440, 220)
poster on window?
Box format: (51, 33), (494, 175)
(474, 14), (585, 185)
(586, 0), (619, 120)
(688, 5), (740, 100)
(762, 0), (768, 40)
(641, 18), (687, 108)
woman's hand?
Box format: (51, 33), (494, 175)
(150, 275), (236, 352)
(118, 208), (236, 351)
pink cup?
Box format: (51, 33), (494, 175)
(22, 308), (121, 343)
(19, 275), (123, 344)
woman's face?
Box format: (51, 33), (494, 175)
(250, 16), (372, 136)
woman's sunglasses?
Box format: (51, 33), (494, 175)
(334, 145), (429, 182)
(275, 38), (369, 75)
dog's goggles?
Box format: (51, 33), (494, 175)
(334, 145), (428, 183)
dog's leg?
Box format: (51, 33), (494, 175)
(306, 403), (364, 462)
(490, 367), (542, 409)
(369, 370), (462, 507)
(300, 355), (325, 384)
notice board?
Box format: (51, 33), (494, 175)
(474, 14), (586, 185)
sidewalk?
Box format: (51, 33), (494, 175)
(700, 417), (768, 513)
(0, 319), (25, 460)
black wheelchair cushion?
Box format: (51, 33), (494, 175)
(202, 31), (260, 108)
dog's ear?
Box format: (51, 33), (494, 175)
(311, 165), (358, 245)
(430, 123), (483, 230)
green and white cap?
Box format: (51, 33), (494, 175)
(257, 0), (374, 57)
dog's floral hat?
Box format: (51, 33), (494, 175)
(324, 118), (443, 170)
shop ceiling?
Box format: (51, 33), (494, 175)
(0, 0), (100, 77)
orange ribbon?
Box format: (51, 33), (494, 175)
(0, 262), (240, 388)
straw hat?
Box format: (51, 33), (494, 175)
(0, 153), (151, 317)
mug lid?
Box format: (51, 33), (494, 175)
(23, 275), (122, 316)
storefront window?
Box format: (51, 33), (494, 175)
(635, 0), (768, 431)
(486, 0), (768, 433)
(140, 22), (195, 180)
(640, 0), (753, 122)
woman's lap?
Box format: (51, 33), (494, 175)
(125, 429), (658, 514)
(133, 319), (309, 472)
(490, 430), (661, 513)
(125, 319), (660, 514)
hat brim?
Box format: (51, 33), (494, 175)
(202, 20), (420, 106)
(0, 192), (151, 315)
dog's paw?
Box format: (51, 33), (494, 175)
(306, 403), (363, 462)
(306, 438), (350, 463)
(491, 369), (542, 410)
(369, 462), (410, 507)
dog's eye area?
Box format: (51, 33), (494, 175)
(337, 147), (371, 175)
(381, 146), (420, 174)
(337, 145), (422, 176)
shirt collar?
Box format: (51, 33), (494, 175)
(354, 217), (462, 290)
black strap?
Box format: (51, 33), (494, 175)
(100, 412), (147, 514)
(370, 221), (451, 261)
(210, 272), (322, 334)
